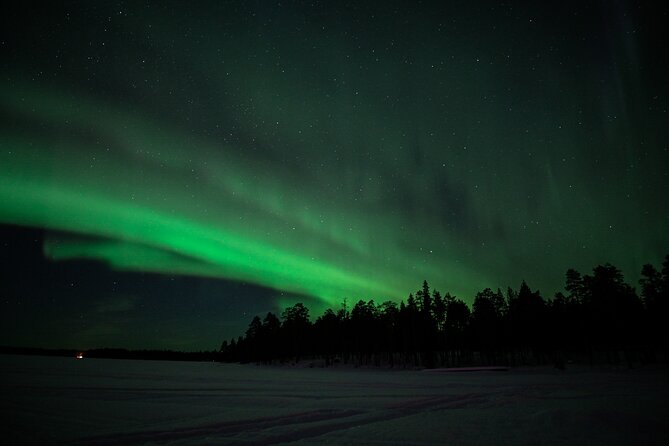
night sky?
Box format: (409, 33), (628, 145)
(1, 1), (667, 350)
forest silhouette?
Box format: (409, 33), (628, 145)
(220, 256), (669, 368)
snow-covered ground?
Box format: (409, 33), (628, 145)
(1, 355), (667, 445)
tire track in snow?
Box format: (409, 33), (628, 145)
(71, 393), (489, 445)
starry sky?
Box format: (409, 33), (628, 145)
(1, 1), (667, 350)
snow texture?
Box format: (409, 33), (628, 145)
(1, 354), (668, 445)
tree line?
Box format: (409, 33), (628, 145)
(0, 346), (219, 362)
(219, 255), (669, 368)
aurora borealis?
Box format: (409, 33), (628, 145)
(1, 1), (668, 350)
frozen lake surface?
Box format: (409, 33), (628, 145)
(1, 354), (668, 445)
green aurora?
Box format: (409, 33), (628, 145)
(1, 2), (668, 343)
(1, 84), (486, 304)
